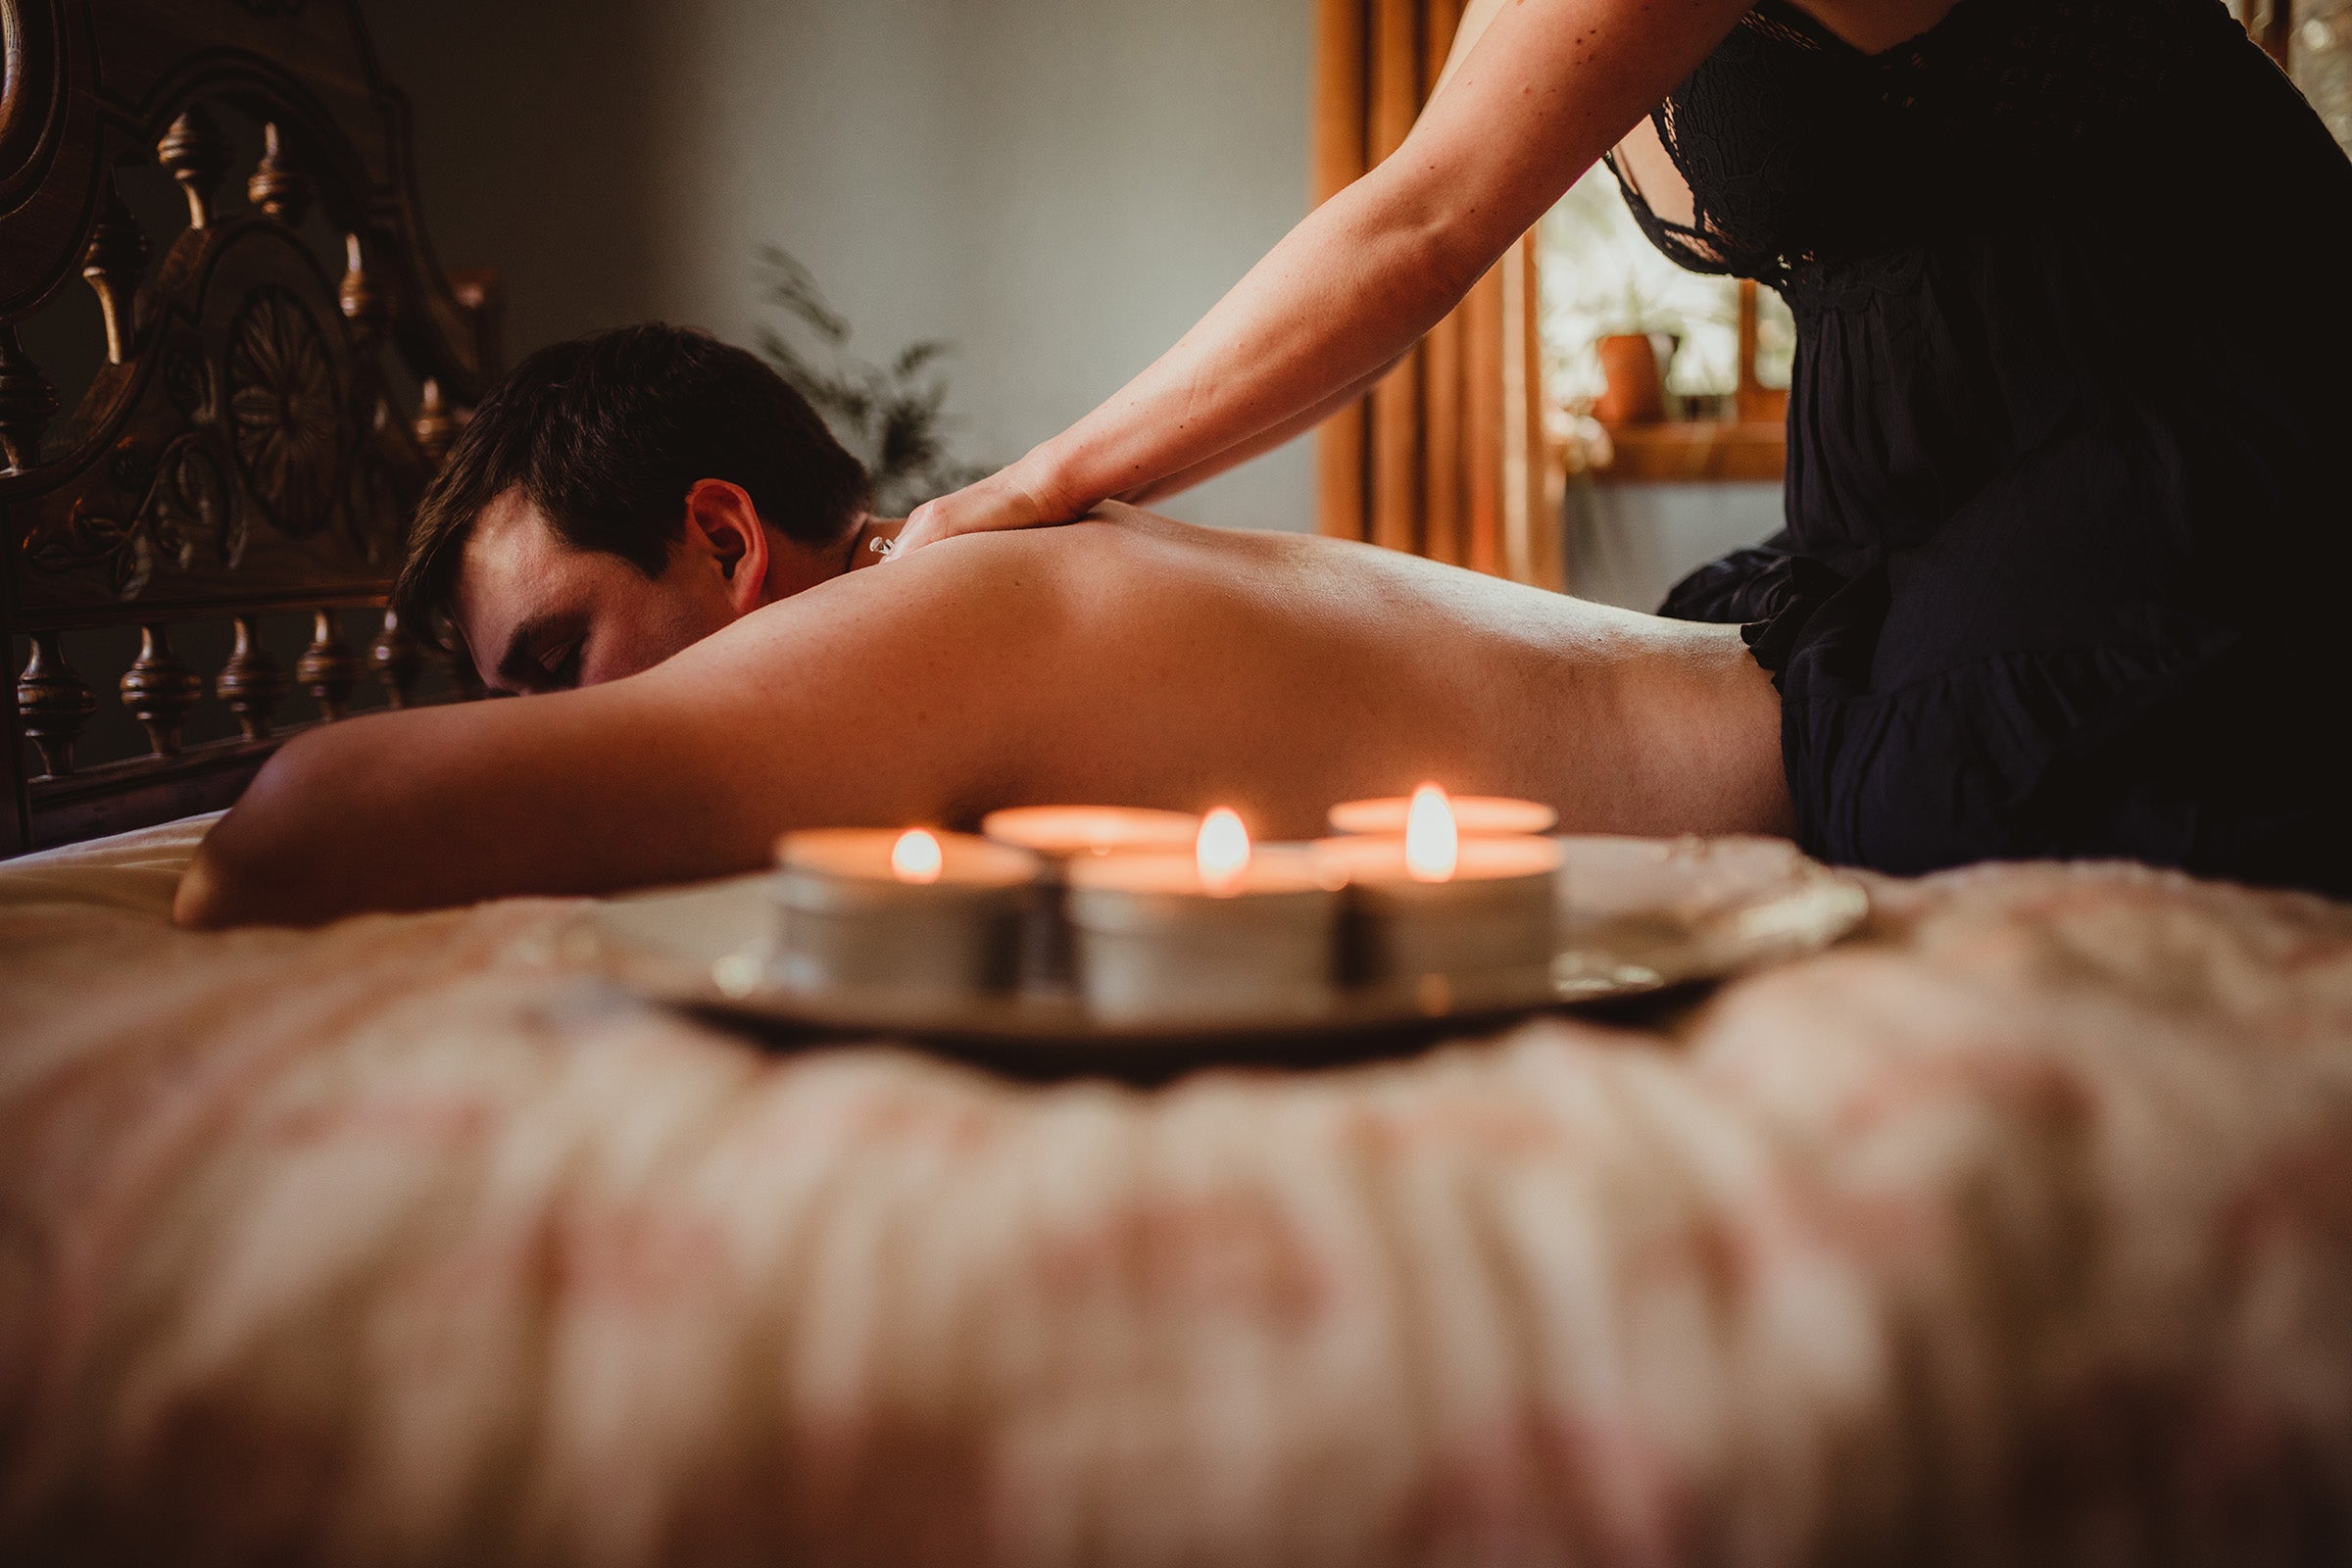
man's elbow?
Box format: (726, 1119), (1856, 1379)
(171, 840), (231, 930)
(172, 737), (346, 930)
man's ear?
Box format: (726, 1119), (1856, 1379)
(680, 479), (771, 615)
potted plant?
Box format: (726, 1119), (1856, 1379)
(1591, 278), (1684, 427)
(752, 248), (990, 514)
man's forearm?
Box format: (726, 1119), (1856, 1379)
(172, 549), (1057, 928)
(172, 690), (748, 929)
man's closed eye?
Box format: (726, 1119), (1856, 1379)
(540, 640), (582, 690)
(491, 613), (587, 695)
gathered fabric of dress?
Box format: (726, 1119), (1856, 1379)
(1628, 0), (2352, 895)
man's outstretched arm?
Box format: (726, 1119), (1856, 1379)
(173, 538), (1059, 929)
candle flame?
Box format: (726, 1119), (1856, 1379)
(1404, 783), (1458, 883)
(891, 828), (945, 885)
(1196, 808), (1251, 897)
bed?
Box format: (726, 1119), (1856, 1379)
(7, 4), (2352, 1565)
(7, 815), (2352, 1564)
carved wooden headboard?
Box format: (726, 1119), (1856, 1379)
(0, 0), (496, 856)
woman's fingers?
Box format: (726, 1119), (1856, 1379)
(895, 466), (1076, 554)
(894, 498), (952, 555)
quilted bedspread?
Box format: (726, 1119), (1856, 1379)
(3, 817), (2350, 1567)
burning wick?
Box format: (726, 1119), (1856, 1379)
(1404, 783), (1459, 884)
(891, 828), (945, 885)
(1196, 808), (1252, 898)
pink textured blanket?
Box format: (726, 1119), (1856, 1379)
(3, 818), (2350, 1566)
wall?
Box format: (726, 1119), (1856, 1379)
(362, 0), (1319, 531)
(1563, 481), (1783, 612)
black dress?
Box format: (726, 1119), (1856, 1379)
(1620, 0), (2352, 895)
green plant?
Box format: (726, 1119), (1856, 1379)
(753, 247), (990, 514)
(1595, 274), (1697, 340)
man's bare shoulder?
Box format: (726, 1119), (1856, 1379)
(910, 504), (1280, 572)
(645, 514), (1107, 697)
(766, 508), (1288, 623)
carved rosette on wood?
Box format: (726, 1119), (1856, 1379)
(227, 285), (342, 540)
(18, 207), (436, 616)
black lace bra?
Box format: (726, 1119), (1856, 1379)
(1605, 0), (2318, 290)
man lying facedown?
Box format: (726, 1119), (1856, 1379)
(174, 325), (1790, 929)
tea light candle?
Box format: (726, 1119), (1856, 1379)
(1328, 786), (1559, 837)
(773, 828), (1040, 1000)
(980, 807), (1205, 989)
(1318, 787), (1563, 989)
(1064, 808), (1343, 1022)
(981, 805), (1202, 858)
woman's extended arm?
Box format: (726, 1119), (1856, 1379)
(897, 0), (1752, 549)
(1121, 350), (1407, 506)
(1102, 0), (1512, 508)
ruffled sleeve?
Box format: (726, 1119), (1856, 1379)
(1657, 544), (1854, 692)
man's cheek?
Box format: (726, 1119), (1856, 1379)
(588, 610), (709, 685)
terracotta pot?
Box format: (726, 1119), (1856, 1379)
(1594, 332), (1668, 425)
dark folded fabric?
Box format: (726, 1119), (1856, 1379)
(1638, 0), (2352, 896)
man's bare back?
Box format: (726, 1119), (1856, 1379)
(176, 507), (1788, 927)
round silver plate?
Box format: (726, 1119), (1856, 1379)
(572, 836), (1869, 1059)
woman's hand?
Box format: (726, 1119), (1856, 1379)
(897, 459), (1076, 554)
(901, 0), (1749, 557)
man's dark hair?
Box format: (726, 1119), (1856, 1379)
(393, 322), (870, 642)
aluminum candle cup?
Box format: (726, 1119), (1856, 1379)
(1328, 794), (1559, 836)
(979, 808), (1204, 988)
(1318, 834), (1565, 988)
(773, 829), (1040, 1001)
(1063, 846), (1343, 1023)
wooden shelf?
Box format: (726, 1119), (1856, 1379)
(1590, 419), (1786, 484)
(1580, 281), (1788, 485)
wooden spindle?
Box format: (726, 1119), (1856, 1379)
(246, 122), (315, 226)
(338, 232), (388, 341)
(81, 177), (151, 366)
(216, 614), (288, 740)
(297, 609), (358, 719)
(370, 609), (423, 710)
(120, 623), (203, 757)
(414, 376), (456, 468)
(0, 325), (59, 475)
(448, 269), (505, 380)
(157, 107), (228, 230)
(18, 632), (98, 779)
